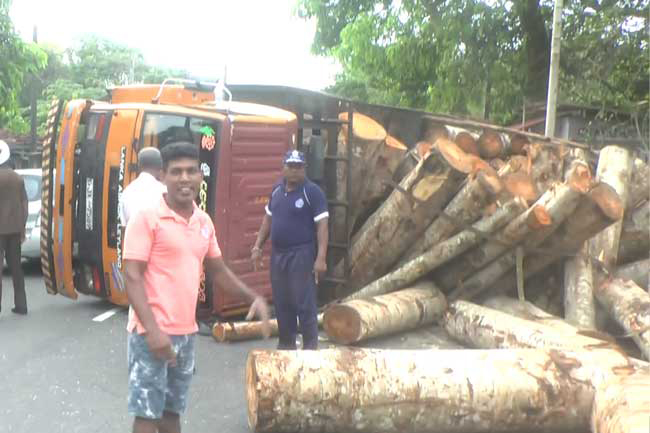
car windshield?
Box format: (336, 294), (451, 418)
(22, 175), (41, 202)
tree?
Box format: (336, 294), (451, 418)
(0, 0), (46, 133)
(297, 0), (648, 125)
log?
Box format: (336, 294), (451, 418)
(324, 282), (446, 344)
(594, 278), (650, 360)
(509, 134), (530, 155)
(331, 112), (387, 243)
(486, 182), (625, 299)
(246, 347), (635, 433)
(454, 131), (479, 156)
(443, 181), (584, 296)
(355, 135), (408, 230)
(563, 150), (597, 329)
(477, 129), (510, 159)
(213, 314), (324, 342)
(337, 138), (469, 291)
(399, 169), (501, 264)
(443, 300), (622, 351)
(483, 295), (581, 335)
(626, 157), (649, 209)
(617, 200), (649, 265)
(419, 118), (449, 143)
(589, 145), (632, 280)
(391, 146), (422, 184)
(614, 258), (649, 289)
(591, 370), (650, 433)
(345, 199), (525, 301)
(356, 326), (464, 350)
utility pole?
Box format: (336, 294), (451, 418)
(544, 0), (563, 137)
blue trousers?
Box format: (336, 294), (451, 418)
(270, 244), (319, 350)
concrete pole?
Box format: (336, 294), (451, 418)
(544, 0), (563, 137)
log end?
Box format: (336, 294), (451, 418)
(503, 171), (539, 203)
(386, 135), (408, 150)
(589, 183), (625, 221)
(420, 119), (449, 143)
(477, 130), (504, 159)
(566, 161), (593, 193)
(416, 141), (434, 158)
(455, 132), (479, 156)
(246, 351), (261, 431)
(339, 112), (387, 142)
(510, 134), (530, 155)
(212, 322), (230, 342)
(323, 304), (362, 345)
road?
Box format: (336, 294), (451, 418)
(0, 263), (275, 433)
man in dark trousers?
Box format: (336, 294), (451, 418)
(0, 140), (28, 315)
(252, 150), (329, 350)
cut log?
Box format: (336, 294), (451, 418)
(330, 112), (387, 243)
(443, 300), (622, 351)
(564, 150), (597, 330)
(356, 326), (465, 350)
(454, 131), (479, 156)
(477, 129), (510, 159)
(246, 347), (635, 433)
(212, 314), (324, 342)
(324, 282), (446, 344)
(626, 157), (649, 209)
(617, 200), (649, 265)
(509, 134), (530, 155)
(589, 145), (632, 280)
(594, 278), (650, 360)
(419, 118), (449, 143)
(392, 146), (422, 184)
(337, 139), (469, 291)
(442, 181), (584, 295)
(483, 295), (582, 335)
(614, 258), (649, 289)
(486, 182), (625, 299)
(355, 135), (408, 230)
(345, 199), (525, 301)
(591, 370), (650, 433)
(399, 169), (501, 264)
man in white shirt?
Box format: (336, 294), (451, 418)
(119, 147), (166, 227)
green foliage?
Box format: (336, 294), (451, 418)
(298, 0), (649, 125)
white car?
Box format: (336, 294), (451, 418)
(17, 168), (42, 260)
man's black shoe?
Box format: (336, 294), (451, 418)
(11, 307), (27, 315)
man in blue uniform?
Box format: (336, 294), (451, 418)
(251, 150), (329, 350)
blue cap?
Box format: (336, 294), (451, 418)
(284, 149), (306, 164)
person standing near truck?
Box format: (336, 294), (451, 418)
(123, 141), (270, 433)
(251, 150), (329, 350)
(118, 147), (166, 227)
(0, 140), (28, 315)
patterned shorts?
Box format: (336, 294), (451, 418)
(127, 332), (196, 419)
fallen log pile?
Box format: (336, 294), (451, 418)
(217, 113), (649, 433)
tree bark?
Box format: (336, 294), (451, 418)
(617, 200), (649, 265)
(246, 347), (635, 433)
(443, 300), (621, 351)
(614, 258), (649, 290)
(589, 146), (632, 281)
(477, 129), (510, 159)
(324, 282), (446, 344)
(438, 181), (583, 293)
(392, 146), (422, 184)
(591, 370), (650, 433)
(345, 199), (525, 301)
(626, 157), (649, 210)
(486, 182), (625, 299)
(356, 326), (464, 350)
(212, 315), (324, 342)
(594, 278), (650, 360)
(338, 138), (469, 291)
(330, 112), (387, 243)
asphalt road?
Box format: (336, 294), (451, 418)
(0, 263), (276, 433)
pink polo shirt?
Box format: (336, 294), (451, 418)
(123, 196), (221, 335)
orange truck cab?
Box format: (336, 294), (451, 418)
(40, 80), (296, 317)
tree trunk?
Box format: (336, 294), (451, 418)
(591, 370), (650, 433)
(330, 112), (387, 243)
(483, 295), (581, 335)
(212, 315), (323, 343)
(594, 278), (650, 360)
(626, 157), (649, 210)
(438, 181), (583, 293)
(614, 258), (649, 290)
(338, 138), (470, 291)
(324, 282), (446, 344)
(617, 200), (649, 265)
(589, 146), (632, 281)
(246, 347), (634, 433)
(563, 149), (597, 329)
(486, 182), (625, 299)
(344, 199), (525, 301)
(443, 300), (621, 351)
(477, 129), (510, 159)
(354, 135), (407, 231)
(356, 326), (465, 350)
(398, 169), (501, 264)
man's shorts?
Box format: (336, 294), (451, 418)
(127, 332), (196, 419)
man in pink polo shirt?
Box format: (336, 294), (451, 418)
(123, 141), (270, 433)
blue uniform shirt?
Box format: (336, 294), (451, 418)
(265, 179), (329, 250)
